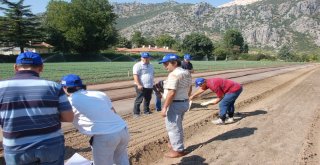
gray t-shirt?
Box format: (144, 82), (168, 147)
(133, 61), (154, 88)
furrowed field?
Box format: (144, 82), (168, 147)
(0, 61), (303, 84)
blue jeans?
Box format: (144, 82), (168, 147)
(155, 94), (161, 111)
(4, 138), (65, 165)
(219, 87), (243, 121)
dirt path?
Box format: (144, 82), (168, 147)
(153, 65), (320, 165)
(59, 64), (320, 165)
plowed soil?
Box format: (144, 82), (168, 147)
(1, 64), (320, 165)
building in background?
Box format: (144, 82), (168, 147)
(116, 45), (177, 54)
(0, 42), (54, 55)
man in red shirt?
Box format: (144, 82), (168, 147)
(189, 77), (243, 124)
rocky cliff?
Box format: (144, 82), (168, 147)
(113, 0), (320, 51)
(218, 0), (262, 8)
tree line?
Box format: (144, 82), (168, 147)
(0, 0), (317, 62)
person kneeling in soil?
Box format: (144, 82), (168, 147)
(189, 77), (243, 125)
(159, 54), (192, 158)
(61, 74), (130, 165)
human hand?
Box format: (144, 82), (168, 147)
(137, 85), (143, 90)
(161, 108), (167, 117)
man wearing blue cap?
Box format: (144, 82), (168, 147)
(189, 77), (243, 125)
(0, 52), (74, 164)
(132, 52), (154, 117)
(159, 53), (192, 158)
(181, 54), (194, 73)
(61, 74), (129, 165)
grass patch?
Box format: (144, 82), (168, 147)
(0, 61), (304, 85)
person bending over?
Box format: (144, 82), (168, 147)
(189, 77), (242, 125)
(61, 74), (130, 165)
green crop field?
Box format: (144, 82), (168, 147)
(0, 61), (304, 85)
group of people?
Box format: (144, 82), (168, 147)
(0, 51), (243, 164)
(0, 52), (129, 165)
(132, 52), (243, 157)
(133, 53), (194, 115)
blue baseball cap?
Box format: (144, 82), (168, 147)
(158, 53), (179, 64)
(184, 54), (192, 60)
(195, 78), (205, 87)
(16, 52), (43, 65)
(61, 74), (84, 87)
(141, 52), (151, 58)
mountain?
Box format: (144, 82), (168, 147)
(218, 0), (262, 8)
(112, 0), (320, 52)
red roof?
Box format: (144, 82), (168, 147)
(31, 42), (54, 48)
(116, 47), (177, 53)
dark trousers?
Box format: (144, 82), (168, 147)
(133, 86), (153, 114)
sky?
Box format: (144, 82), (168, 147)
(1, 0), (233, 14)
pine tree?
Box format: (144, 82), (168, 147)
(0, 0), (42, 53)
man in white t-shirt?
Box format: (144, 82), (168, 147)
(61, 74), (130, 165)
(159, 54), (192, 158)
(132, 52), (154, 117)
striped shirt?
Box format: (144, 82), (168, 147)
(133, 61), (154, 88)
(163, 67), (192, 100)
(0, 70), (72, 153)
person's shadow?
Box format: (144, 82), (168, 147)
(177, 155), (208, 165)
(178, 110), (266, 164)
(233, 109), (267, 123)
(185, 127), (258, 154)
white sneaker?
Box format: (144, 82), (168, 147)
(211, 118), (224, 125)
(225, 117), (234, 123)
(133, 114), (140, 118)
